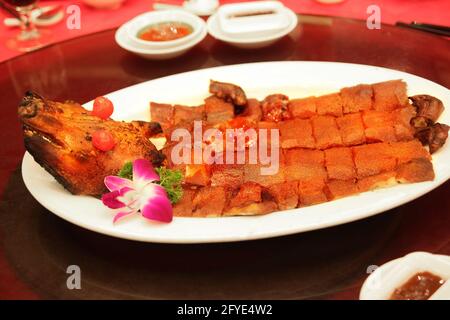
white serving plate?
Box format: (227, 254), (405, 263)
(22, 61), (450, 244)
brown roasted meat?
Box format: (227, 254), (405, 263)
(209, 80), (247, 106)
(19, 91), (164, 196)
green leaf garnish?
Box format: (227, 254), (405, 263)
(118, 161), (133, 180)
(155, 167), (183, 204)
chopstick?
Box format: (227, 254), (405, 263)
(396, 21), (450, 37)
(0, 2), (21, 19)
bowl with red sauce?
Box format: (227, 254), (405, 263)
(115, 10), (207, 60)
(125, 10), (205, 49)
(360, 252), (450, 300)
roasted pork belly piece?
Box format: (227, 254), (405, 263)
(324, 147), (356, 180)
(315, 92), (343, 117)
(224, 201), (278, 216)
(210, 164), (244, 187)
(150, 102), (173, 132)
(357, 171), (398, 192)
(336, 113), (366, 146)
(298, 178), (328, 206)
(362, 110), (397, 143)
(204, 95), (235, 124)
(228, 182), (262, 208)
(244, 162), (285, 187)
(392, 106), (416, 141)
(326, 179), (359, 200)
(352, 143), (397, 178)
(372, 80), (408, 111)
(284, 148), (327, 182)
(390, 140), (431, 165)
(266, 181), (299, 210)
(172, 189), (196, 217)
(288, 96), (317, 119)
(173, 104), (205, 125)
(20, 92), (163, 196)
(192, 186), (227, 217)
(340, 84), (373, 113)
(396, 158), (435, 183)
(209, 80), (247, 106)
(184, 164), (210, 186)
(311, 115), (343, 149)
(279, 118), (315, 149)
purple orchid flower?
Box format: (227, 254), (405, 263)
(101, 159), (173, 223)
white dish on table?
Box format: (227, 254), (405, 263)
(207, 4), (298, 49)
(115, 10), (207, 60)
(21, 61), (450, 244)
(360, 252), (450, 300)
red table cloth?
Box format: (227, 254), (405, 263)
(0, 0), (449, 62)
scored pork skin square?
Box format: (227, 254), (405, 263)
(266, 181), (299, 210)
(324, 147), (356, 180)
(288, 97), (317, 119)
(173, 189), (196, 217)
(173, 105), (204, 125)
(279, 118), (315, 149)
(312, 115), (343, 149)
(298, 178), (328, 206)
(392, 106), (416, 141)
(192, 186), (227, 217)
(315, 92), (344, 117)
(284, 148), (327, 182)
(372, 80), (408, 111)
(325, 179), (359, 200)
(352, 143), (397, 178)
(336, 113), (366, 146)
(362, 110), (397, 143)
(357, 171), (398, 192)
(388, 140), (431, 165)
(244, 163), (285, 187)
(396, 158), (435, 183)
(228, 182), (262, 208)
(340, 84), (373, 113)
(205, 96), (234, 124)
(210, 164), (244, 187)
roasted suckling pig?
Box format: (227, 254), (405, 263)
(19, 91), (164, 195)
(19, 78), (448, 218)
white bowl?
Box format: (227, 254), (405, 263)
(360, 252), (450, 300)
(207, 6), (298, 49)
(82, 0), (126, 10)
(125, 10), (205, 50)
(115, 18), (207, 60)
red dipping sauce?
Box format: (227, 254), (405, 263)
(138, 22), (193, 42)
(390, 272), (445, 300)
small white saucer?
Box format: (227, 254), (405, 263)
(115, 10), (207, 60)
(206, 6), (298, 49)
(360, 252), (450, 300)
